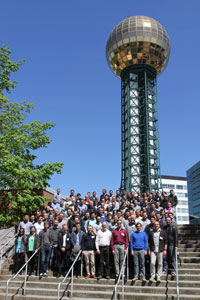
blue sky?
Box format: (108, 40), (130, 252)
(1, 0), (200, 196)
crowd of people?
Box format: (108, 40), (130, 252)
(14, 188), (178, 283)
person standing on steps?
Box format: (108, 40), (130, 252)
(26, 226), (39, 276)
(38, 222), (53, 278)
(110, 220), (129, 281)
(148, 221), (167, 283)
(163, 217), (178, 279)
(13, 228), (26, 275)
(81, 225), (97, 279)
(71, 222), (85, 278)
(57, 224), (71, 277)
(95, 221), (112, 280)
(130, 222), (148, 282)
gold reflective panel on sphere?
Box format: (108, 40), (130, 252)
(106, 16), (170, 77)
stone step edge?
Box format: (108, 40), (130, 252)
(1, 280), (200, 286)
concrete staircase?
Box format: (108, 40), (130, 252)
(0, 224), (199, 300)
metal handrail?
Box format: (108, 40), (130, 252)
(0, 233), (18, 273)
(5, 248), (40, 300)
(174, 206), (180, 300)
(113, 247), (128, 300)
(175, 249), (180, 300)
(57, 250), (82, 300)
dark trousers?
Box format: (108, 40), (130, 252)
(57, 249), (70, 275)
(74, 259), (81, 276)
(51, 247), (59, 271)
(167, 244), (176, 273)
(27, 251), (36, 275)
(99, 246), (110, 276)
(14, 253), (25, 274)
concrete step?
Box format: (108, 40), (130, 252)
(179, 257), (200, 263)
(179, 236), (200, 240)
(179, 240), (200, 244)
(178, 245), (200, 249)
(177, 268), (200, 274)
(178, 230), (200, 234)
(0, 295), (110, 300)
(178, 263), (200, 269)
(178, 274), (200, 281)
(0, 277), (199, 288)
(120, 292), (200, 300)
(179, 252), (200, 257)
(0, 293), (71, 300)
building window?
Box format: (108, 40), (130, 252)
(177, 208), (188, 213)
(177, 192), (187, 197)
(178, 216), (189, 221)
(163, 184), (175, 189)
(178, 200), (188, 206)
(176, 185), (184, 189)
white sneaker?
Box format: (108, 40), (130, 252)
(149, 276), (155, 282)
(43, 272), (47, 277)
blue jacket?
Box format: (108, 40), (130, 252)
(130, 231), (148, 251)
(71, 230), (85, 247)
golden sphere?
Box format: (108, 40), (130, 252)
(106, 15), (170, 77)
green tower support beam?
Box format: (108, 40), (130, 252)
(120, 64), (162, 193)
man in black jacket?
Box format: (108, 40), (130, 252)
(57, 224), (71, 277)
(50, 219), (61, 273)
(163, 217), (178, 278)
(81, 225), (96, 278)
(148, 221), (167, 282)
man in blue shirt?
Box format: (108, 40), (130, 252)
(130, 222), (148, 282)
(51, 198), (60, 211)
(78, 199), (88, 215)
(54, 188), (62, 204)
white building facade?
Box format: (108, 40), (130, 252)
(161, 175), (189, 224)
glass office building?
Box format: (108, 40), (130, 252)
(187, 161), (200, 224)
(162, 175), (189, 224)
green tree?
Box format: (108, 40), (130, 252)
(0, 45), (63, 226)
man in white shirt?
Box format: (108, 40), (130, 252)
(18, 215), (32, 235)
(95, 222), (112, 279)
(35, 216), (44, 235)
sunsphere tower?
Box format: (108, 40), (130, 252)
(106, 16), (170, 193)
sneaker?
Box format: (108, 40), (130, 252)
(85, 274), (90, 279)
(149, 276), (155, 283)
(106, 275), (110, 279)
(43, 272), (47, 277)
(39, 273), (43, 279)
(171, 272), (176, 279)
(132, 277), (138, 281)
(56, 273), (61, 278)
(97, 275), (102, 280)
(157, 278), (161, 283)
(141, 277), (146, 282)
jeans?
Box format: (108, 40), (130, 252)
(40, 246), (52, 273)
(133, 249), (145, 279)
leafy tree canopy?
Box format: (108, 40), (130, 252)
(0, 45), (63, 226)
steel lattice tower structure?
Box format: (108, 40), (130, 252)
(106, 16), (170, 193)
